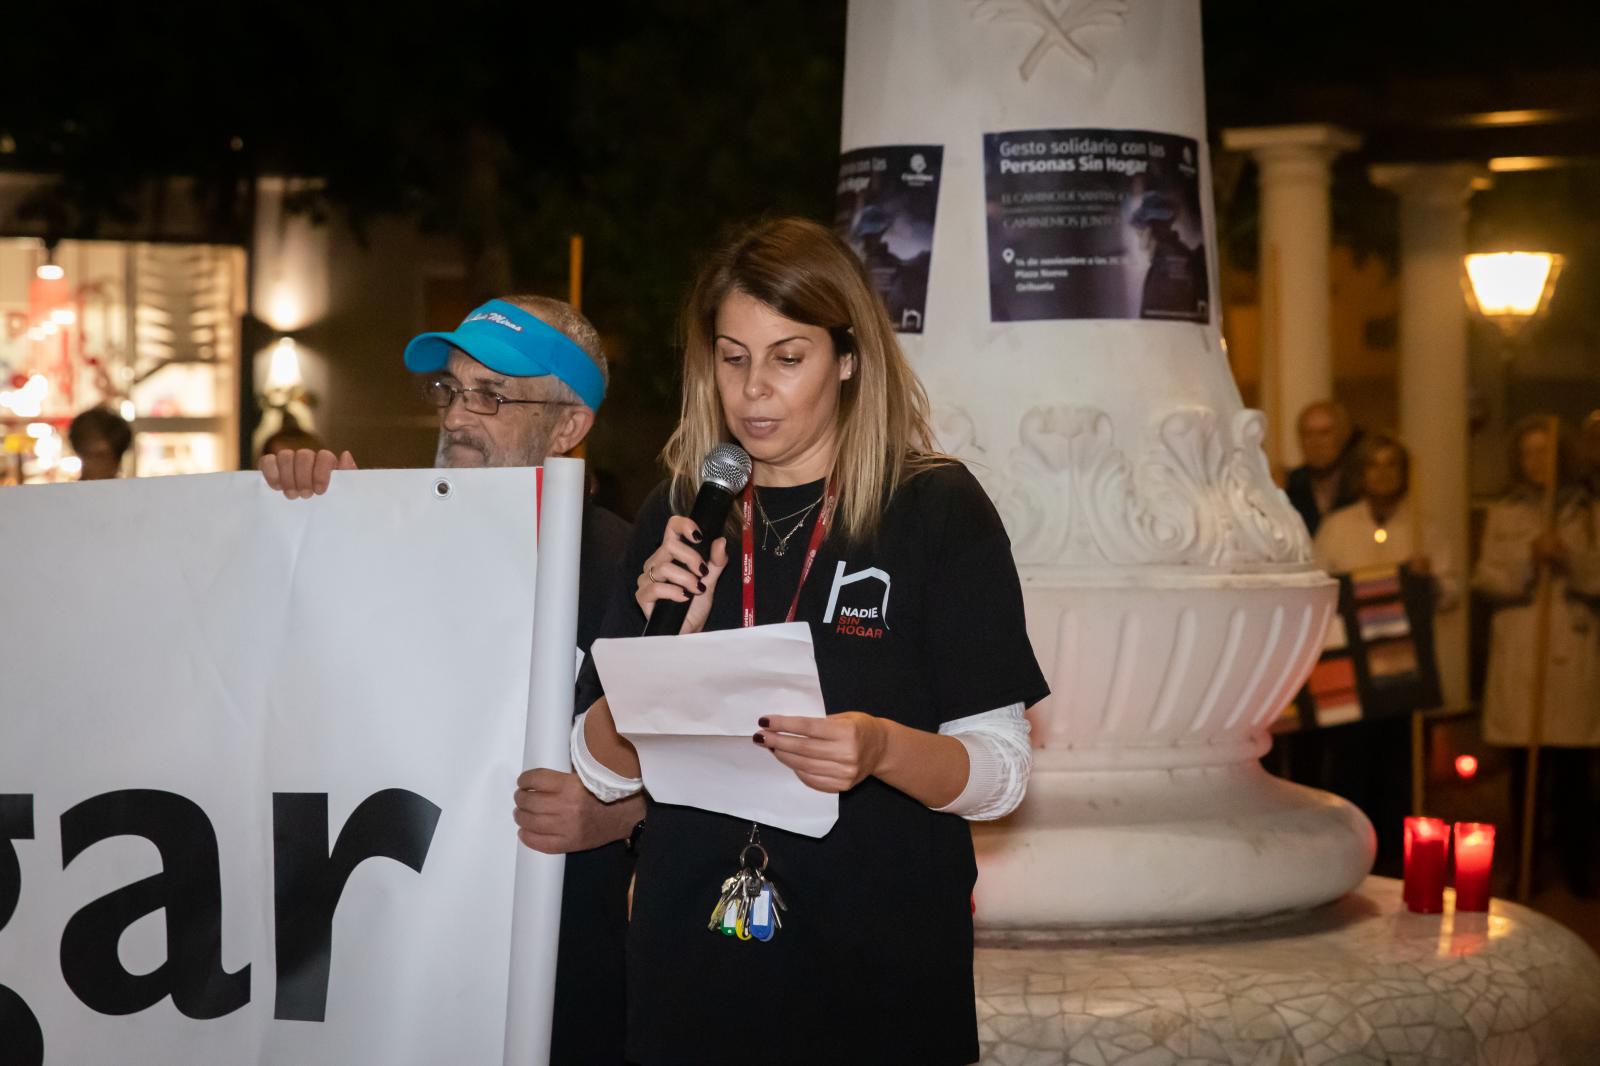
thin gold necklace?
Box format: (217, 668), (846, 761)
(755, 490), (824, 556)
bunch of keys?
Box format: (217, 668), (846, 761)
(707, 828), (786, 942)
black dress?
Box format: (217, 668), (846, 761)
(581, 463), (1048, 1065)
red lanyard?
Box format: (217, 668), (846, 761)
(739, 480), (837, 629)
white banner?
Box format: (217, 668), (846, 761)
(0, 464), (579, 1065)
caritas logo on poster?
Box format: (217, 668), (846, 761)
(902, 154), (934, 187)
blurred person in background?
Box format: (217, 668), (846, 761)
(258, 411), (325, 459)
(1579, 409), (1600, 496)
(1312, 432), (1457, 875)
(1285, 400), (1362, 536)
(1473, 415), (1600, 897)
(1314, 432), (1460, 610)
(68, 406), (133, 481)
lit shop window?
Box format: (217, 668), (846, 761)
(0, 239), (243, 484)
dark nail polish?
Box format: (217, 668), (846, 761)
(697, 581), (706, 593)
(752, 733), (765, 744)
(758, 717), (771, 728)
(699, 562), (709, 576)
(691, 528), (703, 542)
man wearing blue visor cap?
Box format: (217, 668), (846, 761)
(261, 294), (637, 1065)
(405, 296), (608, 466)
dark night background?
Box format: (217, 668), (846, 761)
(3, 0), (1598, 500)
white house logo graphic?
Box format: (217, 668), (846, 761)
(823, 562), (891, 639)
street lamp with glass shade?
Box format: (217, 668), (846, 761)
(255, 335), (317, 451)
(1464, 251), (1563, 335)
(264, 336), (304, 395)
(261, 335), (310, 416)
(1463, 247), (1567, 903)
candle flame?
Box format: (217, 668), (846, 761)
(1407, 816), (1448, 840)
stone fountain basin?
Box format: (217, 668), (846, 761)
(974, 571), (1374, 930)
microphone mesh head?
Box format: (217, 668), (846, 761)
(701, 443), (752, 494)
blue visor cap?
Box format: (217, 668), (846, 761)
(403, 299), (605, 411)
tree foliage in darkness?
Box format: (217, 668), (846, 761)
(0, 0), (846, 405)
(7, 0), (1600, 403)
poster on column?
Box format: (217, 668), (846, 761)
(834, 145), (943, 333)
(983, 128), (1211, 324)
(0, 468), (572, 1065)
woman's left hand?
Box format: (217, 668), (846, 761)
(755, 712), (889, 793)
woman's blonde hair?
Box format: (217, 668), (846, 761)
(662, 217), (943, 544)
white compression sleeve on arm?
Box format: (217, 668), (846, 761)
(569, 710), (644, 802)
(934, 703), (1032, 821)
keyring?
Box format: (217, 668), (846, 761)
(739, 843), (768, 873)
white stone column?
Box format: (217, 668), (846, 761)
(1223, 125), (1359, 464)
(843, 2), (1371, 930)
(1370, 164), (1488, 710)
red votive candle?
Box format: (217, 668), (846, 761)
(1404, 817), (1448, 913)
(1453, 822), (1495, 912)
(1402, 817), (1443, 907)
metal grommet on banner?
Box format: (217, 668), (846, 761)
(432, 477), (453, 500)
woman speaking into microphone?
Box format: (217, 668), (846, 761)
(567, 217), (1047, 1065)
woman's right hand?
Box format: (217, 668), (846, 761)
(635, 515), (729, 634)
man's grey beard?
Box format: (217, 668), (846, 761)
(433, 420), (558, 469)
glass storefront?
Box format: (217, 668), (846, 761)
(0, 237), (243, 484)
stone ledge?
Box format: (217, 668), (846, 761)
(975, 876), (1600, 1065)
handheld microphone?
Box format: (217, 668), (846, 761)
(643, 443), (752, 636)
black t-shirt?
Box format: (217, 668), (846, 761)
(582, 462), (1048, 1066)
(551, 499), (634, 1066)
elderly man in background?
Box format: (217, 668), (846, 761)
(262, 294), (637, 1065)
(1285, 399), (1363, 537)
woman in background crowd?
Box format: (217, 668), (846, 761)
(1314, 431), (1460, 611)
(1474, 416), (1600, 896)
(1312, 432), (1457, 874)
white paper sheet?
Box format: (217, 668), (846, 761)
(591, 622), (839, 837)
